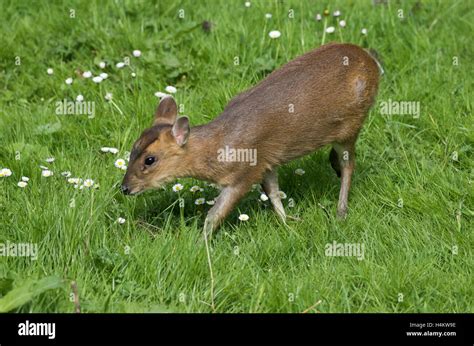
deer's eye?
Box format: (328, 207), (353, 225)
(144, 156), (156, 166)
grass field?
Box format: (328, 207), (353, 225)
(0, 0), (472, 313)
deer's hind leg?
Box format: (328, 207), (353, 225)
(330, 141), (356, 219)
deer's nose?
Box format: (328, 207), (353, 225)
(121, 184), (130, 195)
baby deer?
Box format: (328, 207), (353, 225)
(122, 43), (381, 235)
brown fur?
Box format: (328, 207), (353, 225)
(122, 43), (380, 234)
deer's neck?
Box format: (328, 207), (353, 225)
(177, 121), (225, 184)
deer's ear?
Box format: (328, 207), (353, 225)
(171, 116), (190, 146)
(153, 96), (177, 125)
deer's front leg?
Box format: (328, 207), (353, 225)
(261, 169), (286, 223)
(203, 183), (251, 237)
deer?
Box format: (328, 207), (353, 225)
(121, 42), (381, 236)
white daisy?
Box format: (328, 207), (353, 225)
(105, 92), (113, 101)
(76, 95), (84, 102)
(39, 165), (49, 170)
(339, 20), (346, 28)
(61, 171), (72, 178)
(92, 76), (103, 83)
(131, 72), (137, 78)
(65, 78), (73, 85)
(68, 177), (82, 184)
(82, 71), (92, 78)
(165, 86), (177, 94)
(0, 168), (12, 177)
(133, 50), (142, 57)
(361, 28), (368, 35)
(117, 217), (126, 224)
(265, 13), (272, 19)
(325, 26), (335, 34)
(83, 179), (94, 187)
(17, 181), (28, 188)
(244, 1), (251, 7)
(21, 176), (30, 182)
(260, 193), (269, 202)
(190, 185), (201, 193)
(45, 157), (55, 163)
(47, 68), (54, 75)
(195, 198), (205, 205)
(278, 191), (287, 199)
(108, 147), (119, 154)
(99, 61), (106, 69)
(100, 72), (108, 79)
(269, 30), (281, 39)
(333, 10), (341, 17)
(238, 214), (250, 221)
(116, 62), (125, 69)
(114, 159), (127, 170)
(206, 200), (216, 205)
(41, 170), (53, 177)
(315, 13), (322, 21)
(172, 183), (184, 192)
(295, 168), (305, 176)
(154, 91), (168, 98)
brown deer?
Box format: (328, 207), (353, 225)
(121, 43), (381, 236)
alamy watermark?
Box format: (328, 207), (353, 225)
(325, 241), (364, 261)
(0, 241), (38, 260)
(379, 99), (420, 118)
(217, 145), (257, 166)
(55, 99), (95, 118)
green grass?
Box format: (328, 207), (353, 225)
(0, 0), (472, 313)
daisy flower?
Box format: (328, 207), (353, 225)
(47, 68), (54, 75)
(269, 30), (281, 39)
(278, 191), (287, 199)
(117, 217), (126, 224)
(265, 13), (272, 19)
(206, 200), (216, 206)
(65, 78), (73, 85)
(131, 72), (137, 78)
(361, 28), (368, 35)
(39, 165), (49, 170)
(68, 177), (82, 184)
(61, 171), (72, 178)
(92, 76), (103, 83)
(100, 72), (108, 79)
(154, 91), (168, 98)
(116, 62), (125, 69)
(165, 86), (177, 94)
(45, 157), (55, 163)
(83, 179), (94, 188)
(133, 50), (142, 57)
(260, 193), (269, 202)
(244, 1), (251, 7)
(295, 168), (305, 176)
(99, 61), (106, 69)
(195, 198), (205, 205)
(17, 181), (28, 188)
(114, 159), (127, 170)
(21, 176), (30, 182)
(190, 185), (201, 193)
(172, 183), (184, 192)
(0, 168), (12, 177)
(238, 214), (250, 221)
(82, 71), (92, 78)
(76, 95), (84, 102)
(339, 20), (346, 28)
(105, 92), (113, 101)
(41, 170), (53, 177)
(325, 26), (335, 34)
(315, 13), (322, 21)
(333, 10), (341, 17)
